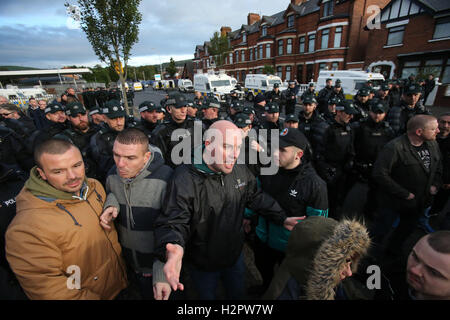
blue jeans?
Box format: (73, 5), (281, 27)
(188, 252), (245, 300)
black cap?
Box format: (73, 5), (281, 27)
(89, 107), (101, 116)
(334, 83), (342, 88)
(370, 100), (388, 114)
(302, 96), (318, 105)
(380, 84), (390, 91)
(328, 96), (340, 105)
(231, 101), (244, 112)
(234, 113), (252, 128)
(285, 113), (299, 122)
(279, 128), (308, 150)
(326, 78), (332, 82)
(203, 100), (221, 109)
(65, 102), (86, 116)
(165, 93), (189, 108)
(357, 88), (370, 97)
(273, 83), (280, 88)
(336, 100), (359, 115)
(289, 80), (296, 85)
(254, 94), (266, 104)
(335, 79), (342, 84)
(265, 102), (280, 113)
(309, 82), (315, 87)
(242, 106), (255, 115)
(102, 100), (126, 118)
(44, 102), (65, 114)
(404, 83), (422, 95)
(139, 101), (157, 113)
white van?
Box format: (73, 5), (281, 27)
(316, 70), (385, 100)
(133, 82), (143, 91)
(244, 74), (284, 101)
(194, 71), (237, 102)
(164, 80), (176, 90)
(178, 79), (194, 93)
(153, 81), (164, 90)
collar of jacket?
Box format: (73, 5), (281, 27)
(192, 144), (222, 176)
(25, 166), (89, 201)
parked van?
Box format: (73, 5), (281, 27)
(153, 81), (164, 90)
(316, 70), (385, 100)
(178, 79), (194, 93)
(244, 74), (284, 101)
(133, 82), (143, 91)
(194, 71), (237, 102)
(164, 80), (176, 90)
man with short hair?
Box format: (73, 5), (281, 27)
(186, 101), (199, 120)
(253, 94), (267, 121)
(265, 83), (282, 107)
(30, 102), (68, 150)
(285, 81), (299, 116)
(201, 100), (220, 130)
(353, 88), (371, 122)
(153, 121), (301, 300)
(297, 97), (328, 154)
(99, 128), (173, 300)
(300, 83), (316, 103)
(138, 101), (161, 139)
(372, 115), (442, 259)
(284, 114), (299, 129)
(317, 78), (334, 114)
(405, 231), (450, 300)
(376, 84), (391, 107)
(328, 82), (345, 102)
(5, 139), (128, 299)
(27, 97), (46, 130)
(89, 107), (105, 126)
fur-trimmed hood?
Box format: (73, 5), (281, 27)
(306, 219), (371, 300)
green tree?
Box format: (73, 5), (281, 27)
(73, 0), (142, 114)
(263, 65), (275, 75)
(166, 58), (177, 78)
(209, 31), (230, 67)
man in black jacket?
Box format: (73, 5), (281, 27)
(153, 120), (301, 300)
(317, 78), (333, 114)
(372, 115), (442, 260)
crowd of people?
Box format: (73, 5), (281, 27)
(0, 76), (449, 301)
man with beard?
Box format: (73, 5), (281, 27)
(353, 88), (371, 122)
(317, 78), (334, 114)
(138, 101), (161, 139)
(57, 102), (100, 179)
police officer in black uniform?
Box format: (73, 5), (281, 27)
(265, 83), (283, 108)
(227, 101), (244, 122)
(315, 100), (359, 218)
(150, 92), (197, 168)
(297, 97), (328, 159)
(90, 100), (127, 183)
(95, 87), (109, 109)
(30, 102), (69, 151)
(328, 81), (345, 102)
(353, 87), (371, 122)
(376, 84), (391, 108)
(300, 82), (316, 103)
(285, 81), (298, 116)
(56, 102), (100, 179)
(201, 100), (220, 130)
(137, 101), (161, 140)
(317, 78), (334, 114)
(243, 106), (261, 131)
(344, 100), (395, 219)
(82, 87), (97, 110)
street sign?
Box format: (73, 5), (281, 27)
(154, 74), (161, 81)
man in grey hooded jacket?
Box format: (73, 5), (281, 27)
(99, 128), (173, 300)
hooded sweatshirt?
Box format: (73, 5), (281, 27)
(5, 168), (127, 300)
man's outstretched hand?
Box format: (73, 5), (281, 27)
(283, 216), (306, 231)
(164, 243), (185, 291)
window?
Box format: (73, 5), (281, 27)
(261, 80), (268, 87)
(262, 26), (268, 37)
(286, 66), (292, 81)
(259, 45), (263, 59)
(323, 0), (334, 17)
(249, 48), (253, 61)
(319, 63), (327, 71)
(321, 29), (329, 49)
(255, 47), (259, 60)
(442, 62), (450, 84)
(266, 44), (271, 58)
(332, 62), (339, 70)
(278, 40), (284, 55)
(401, 60), (420, 79)
(433, 18), (450, 39)
(423, 59), (443, 79)
(235, 51), (239, 63)
(299, 36), (305, 53)
(229, 53), (233, 64)
(242, 33), (247, 43)
(286, 39), (293, 54)
(387, 26), (405, 45)
(334, 27), (342, 48)
(277, 66), (282, 78)
(287, 15), (295, 28)
(308, 34), (315, 52)
(241, 50), (245, 62)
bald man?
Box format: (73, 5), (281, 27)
(153, 120), (301, 300)
(372, 115), (443, 260)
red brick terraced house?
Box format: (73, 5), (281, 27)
(192, 0), (390, 84)
(364, 0), (450, 106)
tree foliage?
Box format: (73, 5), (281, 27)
(75, 0), (142, 113)
(166, 58), (177, 78)
(209, 31), (230, 67)
(263, 65), (275, 75)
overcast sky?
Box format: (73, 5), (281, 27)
(0, 0), (291, 68)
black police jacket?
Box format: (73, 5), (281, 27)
(265, 90), (282, 104)
(150, 117), (197, 168)
(154, 162), (287, 271)
(30, 121), (68, 152)
(0, 125), (34, 171)
(298, 111), (328, 150)
(387, 100), (431, 136)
